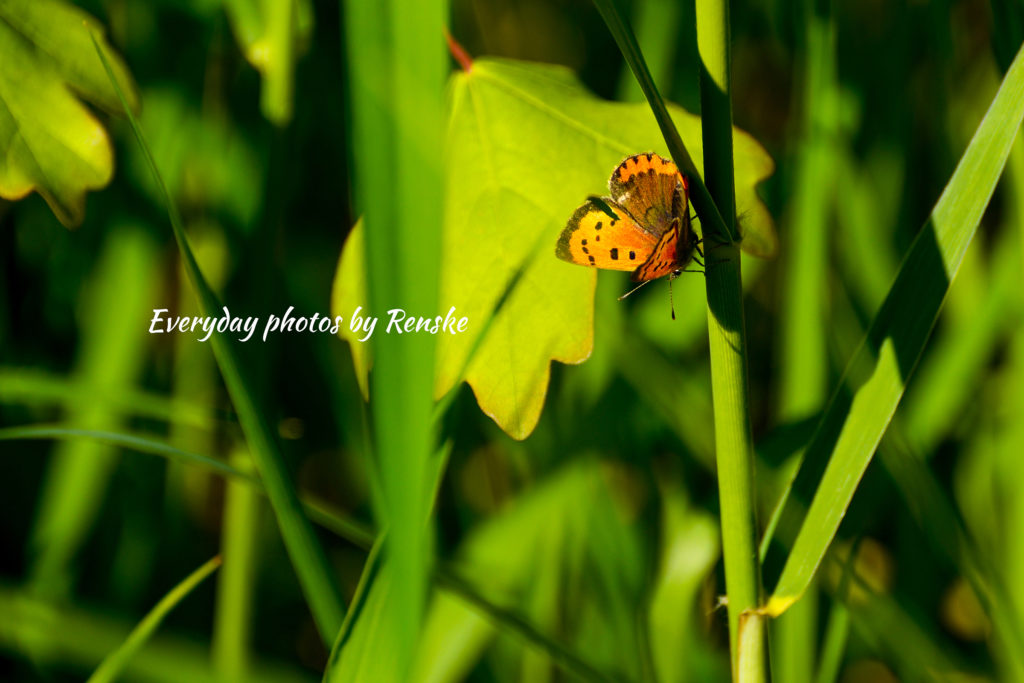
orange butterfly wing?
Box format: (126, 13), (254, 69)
(608, 153), (688, 238)
(556, 197), (659, 271)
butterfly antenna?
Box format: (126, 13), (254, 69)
(618, 279), (652, 301)
(669, 278), (676, 320)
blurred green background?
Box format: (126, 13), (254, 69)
(1, 0), (1023, 681)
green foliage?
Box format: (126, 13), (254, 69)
(333, 57), (774, 439)
(3, 2), (1024, 683)
(765, 41), (1024, 617)
(0, 0), (137, 225)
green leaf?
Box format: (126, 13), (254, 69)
(86, 556), (221, 683)
(763, 41), (1024, 617)
(223, 0), (313, 125)
(332, 57), (774, 439)
(0, 0), (138, 225)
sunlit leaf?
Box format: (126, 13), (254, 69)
(0, 0), (138, 226)
(333, 57), (774, 439)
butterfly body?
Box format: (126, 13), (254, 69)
(556, 153), (697, 283)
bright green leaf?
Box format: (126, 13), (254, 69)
(333, 57), (774, 439)
(0, 0), (138, 226)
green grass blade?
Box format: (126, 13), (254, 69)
(590, 0), (733, 245)
(91, 33), (344, 643)
(615, 0), (680, 102)
(0, 367), (217, 428)
(340, 0), (447, 675)
(0, 585), (312, 683)
(774, 4), (839, 679)
(261, 0), (296, 124)
(321, 537), (386, 682)
(4, 423), (622, 682)
(0, 425), (253, 482)
(764, 40), (1024, 617)
(812, 602), (848, 683)
(778, 2), (837, 424)
(26, 228), (159, 601)
(212, 452), (261, 682)
(86, 556), (222, 683)
(0, 423), (375, 549)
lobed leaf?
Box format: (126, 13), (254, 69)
(333, 57), (774, 439)
(0, 0), (137, 225)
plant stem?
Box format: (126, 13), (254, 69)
(695, 0), (767, 680)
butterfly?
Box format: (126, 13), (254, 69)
(556, 153), (702, 298)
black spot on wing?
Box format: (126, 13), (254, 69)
(610, 248), (619, 260)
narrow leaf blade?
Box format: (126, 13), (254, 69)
(766, 42), (1024, 615)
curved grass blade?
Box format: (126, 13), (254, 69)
(764, 41), (1024, 617)
(0, 424), (375, 549)
(90, 34), (344, 643)
(86, 556), (222, 683)
(0, 425), (248, 481)
(0, 367), (219, 428)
